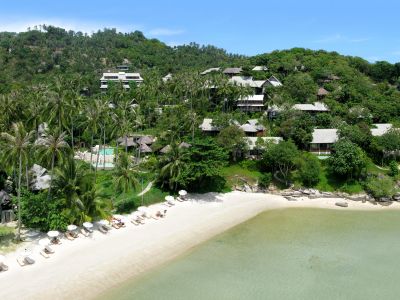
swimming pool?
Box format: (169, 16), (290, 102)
(99, 148), (114, 155)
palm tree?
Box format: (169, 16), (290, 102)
(0, 122), (35, 241)
(158, 143), (189, 191)
(113, 152), (139, 193)
(36, 131), (70, 199)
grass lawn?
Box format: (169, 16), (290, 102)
(221, 161), (261, 190)
(0, 225), (17, 253)
(95, 170), (168, 214)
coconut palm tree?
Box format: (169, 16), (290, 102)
(158, 143), (189, 191)
(36, 131), (70, 199)
(0, 122), (35, 241)
(113, 152), (139, 193)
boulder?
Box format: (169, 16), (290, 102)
(335, 201), (348, 208)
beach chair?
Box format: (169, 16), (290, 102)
(40, 251), (50, 259)
(0, 262), (8, 272)
(44, 245), (55, 254)
(98, 226), (108, 234)
(80, 228), (89, 237)
(131, 219), (139, 225)
(65, 232), (75, 241)
(17, 257), (26, 267)
(24, 256), (35, 265)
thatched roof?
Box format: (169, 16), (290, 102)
(160, 145), (171, 154)
(317, 87), (329, 96)
(137, 136), (154, 145)
(139, 143), (153, 153)
(118, 137), (137, 147)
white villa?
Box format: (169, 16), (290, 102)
(100, 71), (144, 90)
(310, 129), (338, 155)
(293, 102), (330, 113)
(370, 124), (393, 136)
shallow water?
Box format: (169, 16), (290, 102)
(98, 208), (400, 300)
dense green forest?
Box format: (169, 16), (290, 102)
(0, 26), (399, 238)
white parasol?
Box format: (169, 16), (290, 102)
(83, 222), (93, 229)
(67, 225), (77, 231)
(138, 206), (148, 213)
(21, 249), (32, 257)
(178, 190), (187, 196)
(165, 195), (175, 202)
(98, 220), (109, 226)
(47, 231), (60, 238)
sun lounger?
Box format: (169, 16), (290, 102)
(40, 251), (50, 259)
(98, 226), (108, 234)
(65, 232), (75, 241)
(17, 257), (26, 267)
(80, 228), (89, 237)
(45, 245), (55, 254)
(24, 256), (35, 265)
(131, 219), (139, 225)
(0, 262), (8, 272)
(51, 237), (62, 245)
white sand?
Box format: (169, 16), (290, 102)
(1, 192), (400, 300)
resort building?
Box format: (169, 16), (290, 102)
(223, 67), (242, 77)
(252, 66), (268, 71)
(370, 124), (393, 136)
(100, 72), (144, 90)
(162, 73), (173, 82)
(199, 118), (220, 134)
(116, 64), (129, 71)
(309, 129), (338, 155)
(200, 67), (221, 75)
(293, 102), (330, 113)
(264, 76), (283, 87)
(317, 87), (329, 99)
(237, 95), (265, 112)
(240, 119), (265, 136)
(266, 105), (284, 119)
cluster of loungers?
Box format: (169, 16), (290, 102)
(0, 191), (189, 272)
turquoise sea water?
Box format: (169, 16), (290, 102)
(98, 208), (400, 300)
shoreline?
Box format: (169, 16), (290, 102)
(1, 192), (400, 300)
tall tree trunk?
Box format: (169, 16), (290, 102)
(47, 152), (55, 200)
(90, 133), (94, 171)
(125, 134), (128, 153)
(71, 118), (74, 153)
(16, 153), (22, 241)
(94, 127), (103, 182)
(115, 137), (119, 164)
(103, 124), (106, 169)
(25, 164), (29, 190)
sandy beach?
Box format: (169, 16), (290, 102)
(1, 192), (400, 300)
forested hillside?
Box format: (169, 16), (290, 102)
(0, 25), (246, 92)
(0, 26), (400, 235)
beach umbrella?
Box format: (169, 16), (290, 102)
(39, 238), (50, 247)
(47, 231), (60, 238)
(67, 225), (77, 232)
(178, 190), (187, 196)
(98, 220), (109, 226)
(138, 206), (148, 213)
(83, 222), (93, 229)
(165, 195), (174, 202)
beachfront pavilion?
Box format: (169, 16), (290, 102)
(309, 129), (338, 155)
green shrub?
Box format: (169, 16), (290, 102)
(389, 161), (399, 177)
(17, 190), (68, 231)
(298, 153), (321, 187)
(364, 175), (396, 199)
(0, 226), (14, 239)
(258, 173), (272, 188)
(115, 197), (138, 214)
